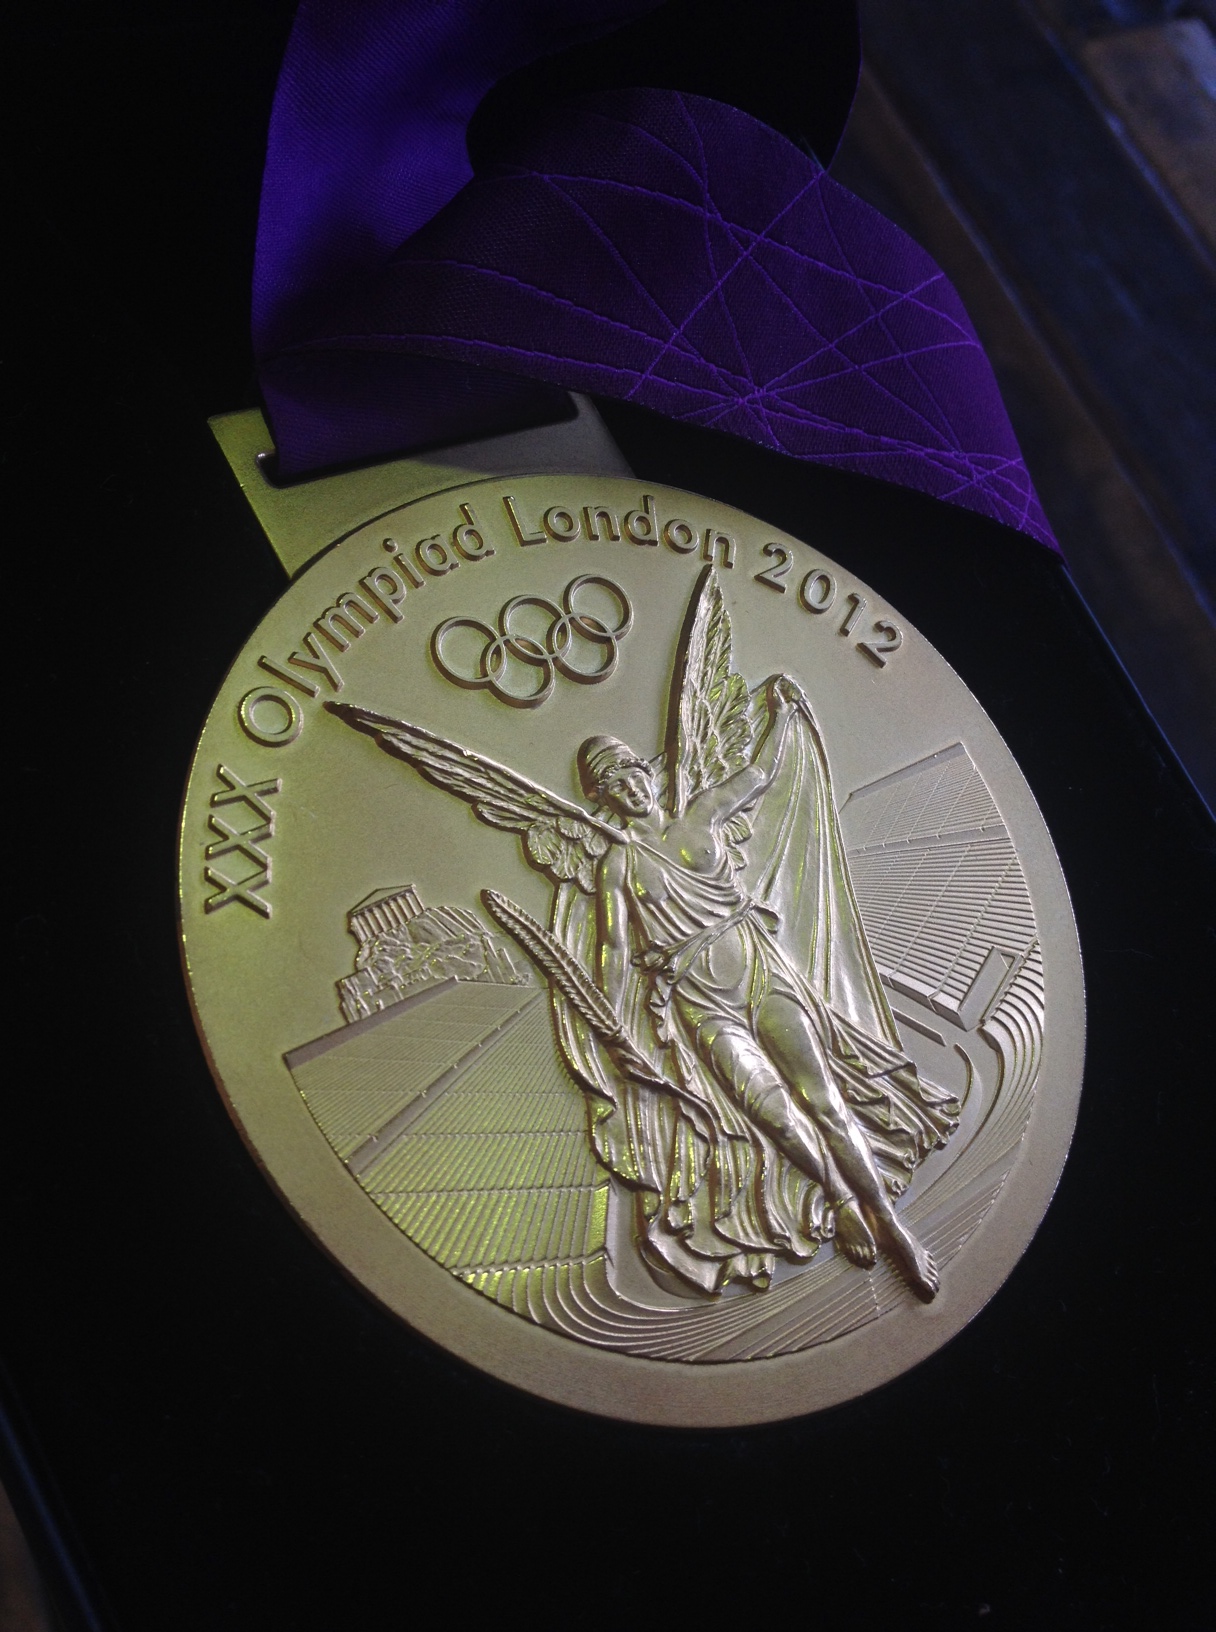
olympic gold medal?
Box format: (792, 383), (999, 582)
(180, 474), (1084, 1425)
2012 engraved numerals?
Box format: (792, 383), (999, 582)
(754, 542), (793, 592)
(779, 559), (906, 668)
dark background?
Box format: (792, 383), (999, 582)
(5, 4), (1213, 1629)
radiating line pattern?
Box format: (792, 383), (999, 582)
(290, 983), (609, 1285)
(290, 983), (539, 1160)
(841, 744), (1037, 1025)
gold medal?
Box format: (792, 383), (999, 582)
(181, 461), (1083, 1425)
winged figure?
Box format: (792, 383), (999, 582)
(329, 569), (959, 1302)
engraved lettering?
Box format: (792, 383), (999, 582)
(383, 537), (424, 587)
(238, 687), (303, 747)
(582, 504), (620, 542)
(623, 494), (658, 546)
(702, 527), (736, 568)
(416, 535), (455, 576)
(206, 812), (272, 873)
(210, 763), (280, 824)
(797, 570), (900, 668)
(661, 517), (697, 554)
(450, 504), (493, 561)
(203, 765), (281, 918)
(839, 592), (868, 636)
(754, 542), (792, 592)
(286, 631), (343, 693)
(542, 506), (580, 543)
(798, 569), (836, 613)
(203, 867), (273, 918)
(359, 566), (408, 622)
(502, 494), (545, 546)
(313, 592), (378, 652)
(257, 655), (318, 699)
(858, 620), (904, 666)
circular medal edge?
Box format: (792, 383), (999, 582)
(179, 474), (1086, 1426)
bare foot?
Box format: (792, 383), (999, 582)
(834, 1200), (877, 1268)
(882, 1216), (940, 1303)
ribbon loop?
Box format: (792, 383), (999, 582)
(255, 2), (1055, 550)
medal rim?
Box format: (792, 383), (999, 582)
(179, 474), (1085, 1426)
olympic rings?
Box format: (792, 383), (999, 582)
(430, 576), (633, 708)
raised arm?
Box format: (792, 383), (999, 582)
(691, 676), (802, 824)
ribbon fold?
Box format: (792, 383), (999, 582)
(255, 0), (1054, 550)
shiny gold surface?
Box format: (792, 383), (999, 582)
(209, 398), (631, 578)
(180, 475), (1084, 1424)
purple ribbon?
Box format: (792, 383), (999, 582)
(255, 1), (1055, 550)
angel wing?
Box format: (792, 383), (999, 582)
(327, 703), (619, 893)
(668, 568), (759, 815)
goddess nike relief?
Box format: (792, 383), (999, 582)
(330, 570), (961, 1309)
(183, 473), (1078, 1415)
